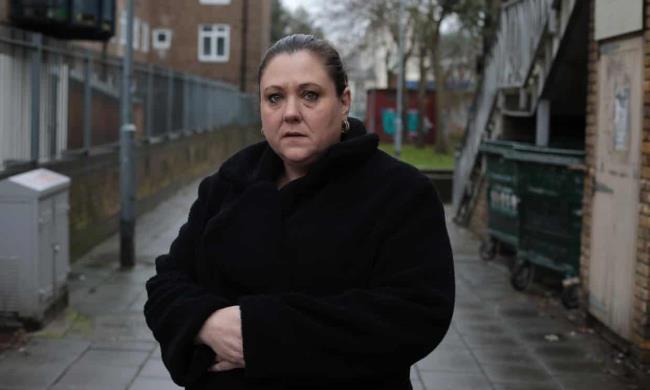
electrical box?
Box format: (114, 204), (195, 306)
(0, 168), (71, 327)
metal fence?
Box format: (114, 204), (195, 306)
(0, 25), (259, 172)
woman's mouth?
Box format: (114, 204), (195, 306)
(283, 132), (307, 138)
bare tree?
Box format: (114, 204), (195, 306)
(271, 0), (324, 42)
(414, 0), (484, 153)
(318, 0), (490, 153)
(319, 0), (418, 104)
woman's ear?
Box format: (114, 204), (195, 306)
(340, 87), (351, 117)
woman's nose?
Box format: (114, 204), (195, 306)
(283, 96), (301, 123)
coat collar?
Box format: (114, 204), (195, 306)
(220, 117), (379, 190)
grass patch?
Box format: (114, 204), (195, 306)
(378, 143), (455, 170)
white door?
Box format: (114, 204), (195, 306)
(588, 36), (643, 340)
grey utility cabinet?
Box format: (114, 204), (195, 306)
(0, 169), (71, 326)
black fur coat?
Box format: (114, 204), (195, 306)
(144, 118), (455, 389)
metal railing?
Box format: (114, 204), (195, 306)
(0, 25), (259, 172)
(452, 0), (554, 213)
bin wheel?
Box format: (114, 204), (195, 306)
(479, 239), (497, 261)
(510, 262), (534, 292)
(561, 284), (580, 309)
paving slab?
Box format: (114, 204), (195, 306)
(419, 371), (494, 389)
(0, 179), (642, 389)
(127, 377), (181, 390)
(50, 362), (139, 389)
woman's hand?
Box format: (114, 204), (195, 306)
(197, 305), (245, 369)
(208, 354), (246, 372)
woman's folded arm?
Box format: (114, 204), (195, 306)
(239, 181), (455, 381)
(144, 176), (231, 386)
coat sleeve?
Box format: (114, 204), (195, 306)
(144, 176), (231, 386)
(238, 177), (455, 381)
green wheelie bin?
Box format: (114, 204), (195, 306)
(479, 141), (522, 260)
(509, 144), (585, 308)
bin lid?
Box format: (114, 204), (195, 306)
(480, 140), (585, 166)
(0, 169), (70, 199)
(510, 144), (585, 166)
(479, 140), (517, 156)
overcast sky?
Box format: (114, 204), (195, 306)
(280, 0), (318, 13)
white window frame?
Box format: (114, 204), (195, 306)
(119, 11), (126, 45)
(133, 18), (140, 50)
(199, 0), (231, 4)
(198, 24), (230, 63)
(119, 13), (141, 50)
(141, 22), (150, 53)
(152, 28), (172, 50)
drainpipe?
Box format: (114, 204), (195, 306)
(240, 0), (249, 92)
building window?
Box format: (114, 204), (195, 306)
(152, 28), (172, 50)
(199, 0), (232, 4)
(118, 13), (141, 50)
(198, 24), (230, 62)
(142, 22), (150, 53)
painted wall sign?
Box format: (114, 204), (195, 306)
(613, 85), (630, 152)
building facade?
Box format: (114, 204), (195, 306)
(0, 0), (272, 93)
(100, 0), (271, 93)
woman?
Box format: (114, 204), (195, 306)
(144, 34), (454, 390)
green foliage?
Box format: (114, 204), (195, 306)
(378, 143), (455, 170)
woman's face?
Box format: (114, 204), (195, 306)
(259, 50), (351, 169)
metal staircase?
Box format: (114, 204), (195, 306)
(453, 0), (580, 221)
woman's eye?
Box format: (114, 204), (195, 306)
(303, 91), (319, 102)
(267, 94), (282, 104)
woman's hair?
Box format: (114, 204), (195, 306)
(257, 34), (348, 96)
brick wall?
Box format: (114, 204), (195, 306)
(0, 125), (260, 260)
(55, 125), (260, 260)
(580, 0), (597, 312)
(635, 0), (650, 359)
(0, 0), (7, 23)
(582, 0), (650, 362)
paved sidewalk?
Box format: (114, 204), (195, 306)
(0, 178), (640, 390)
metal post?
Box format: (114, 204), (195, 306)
(369, 89), (376, 134)
(30, 33), (42, 163)
(83, 49), (93, 151)
(49, 54), (60, 160)
(240, 0), (249, 92)
(167, 69), (174, 136)
(394, 0), (405, 158)
(200, 80), (208, 131)
(208, 85), (213, 129)
(146, 63), (154, 140)
(188, 77), (193, 132)
(200, 80), (204, 131)
(183, 73), (190, 134)
(120, 0), (136, 268)
(536, 99), (550, 147)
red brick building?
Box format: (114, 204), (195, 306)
(99, 0), (271, 93)
(0, 0), (272, 93)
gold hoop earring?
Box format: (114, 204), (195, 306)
(342, 119), (350, 134)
